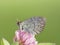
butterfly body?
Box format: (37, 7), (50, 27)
(17, 17), (46, 35)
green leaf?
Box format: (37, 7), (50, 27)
(11, 42), (19, 45)
(1, 39), (4, 45)
(38, 43), (56, 45)
(1, 38), (10, 45)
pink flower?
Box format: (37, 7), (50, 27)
(14, 30), (38, 45)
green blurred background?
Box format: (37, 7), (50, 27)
(0, 0), (60, 45)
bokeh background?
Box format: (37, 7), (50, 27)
(0, 0), (60, 45)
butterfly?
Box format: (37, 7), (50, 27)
(17, 16), (46, 35)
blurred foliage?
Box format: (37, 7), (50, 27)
(0, 0), (60, 45)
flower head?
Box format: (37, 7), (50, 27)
(14, 30), (38, 45)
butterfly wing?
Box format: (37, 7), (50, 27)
(19, 17), (46, 35)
